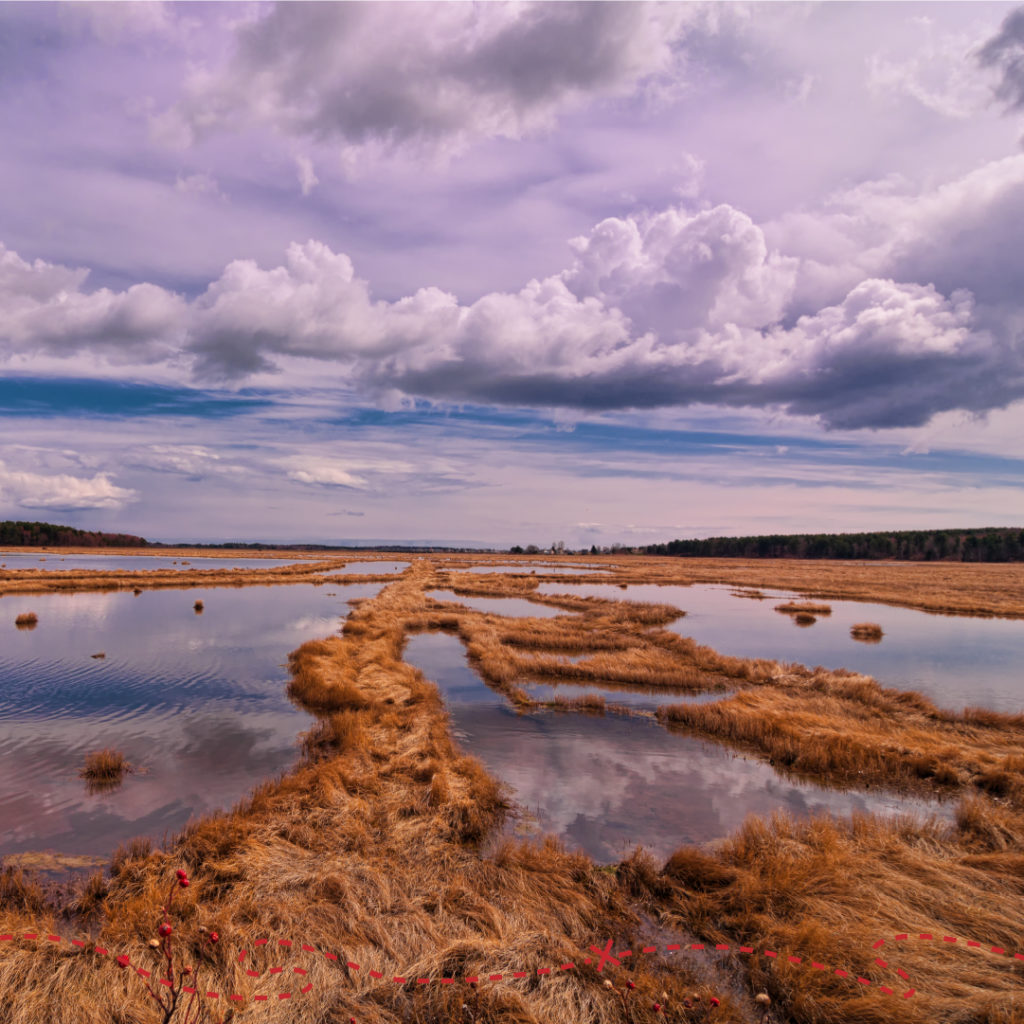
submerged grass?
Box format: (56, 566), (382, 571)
(2, 554), (1023, 1022)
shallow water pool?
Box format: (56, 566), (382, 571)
(403, 632), (950, 863)
(0, 582), (381, 864)
(535, 582), (1024, 713)
(424, 590), (569, 619)
(0, 552), (305, 572)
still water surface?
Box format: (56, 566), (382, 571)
(403, 632), (948, 863)
(0, 552), (305, 572)
(536, 582), (1024, 713)
(0, 583), (380, 863)
(324, 561), (410, 575)
(425, 590), (569, 619)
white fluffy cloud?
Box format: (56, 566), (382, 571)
(285, 457), (367, 490)
(0, 462), (137, 511)
(0, 243), (185, 361)
(4, 149), (1024, 430)
(156, 2), (694, 157)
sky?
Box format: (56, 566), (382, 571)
(2, 0), (1024, 548)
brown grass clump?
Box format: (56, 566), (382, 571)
(13, 611), (37, 629)
(851, 621), (884, 642)
(643, 804), (1024, 1024)
(79, 748), (133, 789)
(193, 599), (204, 612)
(775, 601), (833, 615)
(793, 611), (817, 626)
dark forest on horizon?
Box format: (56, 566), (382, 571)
(4, 521), (1024, 561)
(644, 527), (1024, 562)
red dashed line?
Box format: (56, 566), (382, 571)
(3, 929), (1021, 1010)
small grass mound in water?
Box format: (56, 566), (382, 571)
(793, 611), (817, 626)
(193, 599), (204, 613)
(14, 611), (38, 629)
(774, 601), (832, 615)
(79, 748), (133, 787)
(851, 621), (884, 642)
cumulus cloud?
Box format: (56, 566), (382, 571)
(977, 6), (1024, 111)
(0, 462), (137, 511)
(4, 151), (1024, 430)
(0, 243), (185, 362)
(156, 2), (693, 157)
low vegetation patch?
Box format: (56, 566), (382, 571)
(4, 554), (1024, 1023)
(13, 611), (37, 629)
(851, 621), (884, 642)
(774, 601), (832, 615)
(79, 748), (133, 785)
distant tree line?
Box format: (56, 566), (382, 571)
(0, 520), (148, 548)
(644, 527), (1024, 562)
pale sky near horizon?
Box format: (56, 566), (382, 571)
(2, 0), (1024, 547)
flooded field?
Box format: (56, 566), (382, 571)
(450, 564), (606, 575)
(0, 582), (381, 865)
(324, 560), (410, 575)
(536, 581), (1024, 712)
(425, 589), (569, 618)
(0, 551), (306, 572)
(403, 631), (949, 862)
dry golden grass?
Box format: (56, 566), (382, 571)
(3, 554), (1024, 1022)
(851, 622), (885, 642)
(13, 611), (37, 628)
(80, 748), (133, 784)
(775, 602), (832, 615)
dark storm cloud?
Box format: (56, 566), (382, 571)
(978, 6), (1024, 111)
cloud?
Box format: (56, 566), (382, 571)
(0, 243), (185, 362)
(0, 462), (137, 511)
(977, 6), (1024, 111)
(294, 155), (318, 196)
(284, 457), (368, 489)
(175, 172), (223, 199)
(867, 17), (994, 119)
(4, 149), (1024, 431)
(156, 2), (694, 158)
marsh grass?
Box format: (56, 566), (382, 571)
(193, 599), (204, 612)
(774, 602), (832, 615)
(14, 611), (37, 629)
(4, 554), (1024, 1023)
(79, 749), (133, 793)
(851, 622), (884, 642)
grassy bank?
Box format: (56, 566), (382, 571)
(1, 558), (1022, 1022)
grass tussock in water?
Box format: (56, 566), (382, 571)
(774, 602), (833, 615)
(79, 748), (133, 786)
(13, 611), (37, 629)
(4, 555), (1024, 1022)
(851, 622), (884, 642)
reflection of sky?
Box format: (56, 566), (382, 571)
(403, 633), (949, 864)
(522, 681), (723, 712)
(0, 551), (304, 571)
(453, 565), (604, 576)
(324, 561), (409, 575)
(536, 582), (1024, 714)
(424, 591), (568, 619)
(0, 583), (381, 859)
